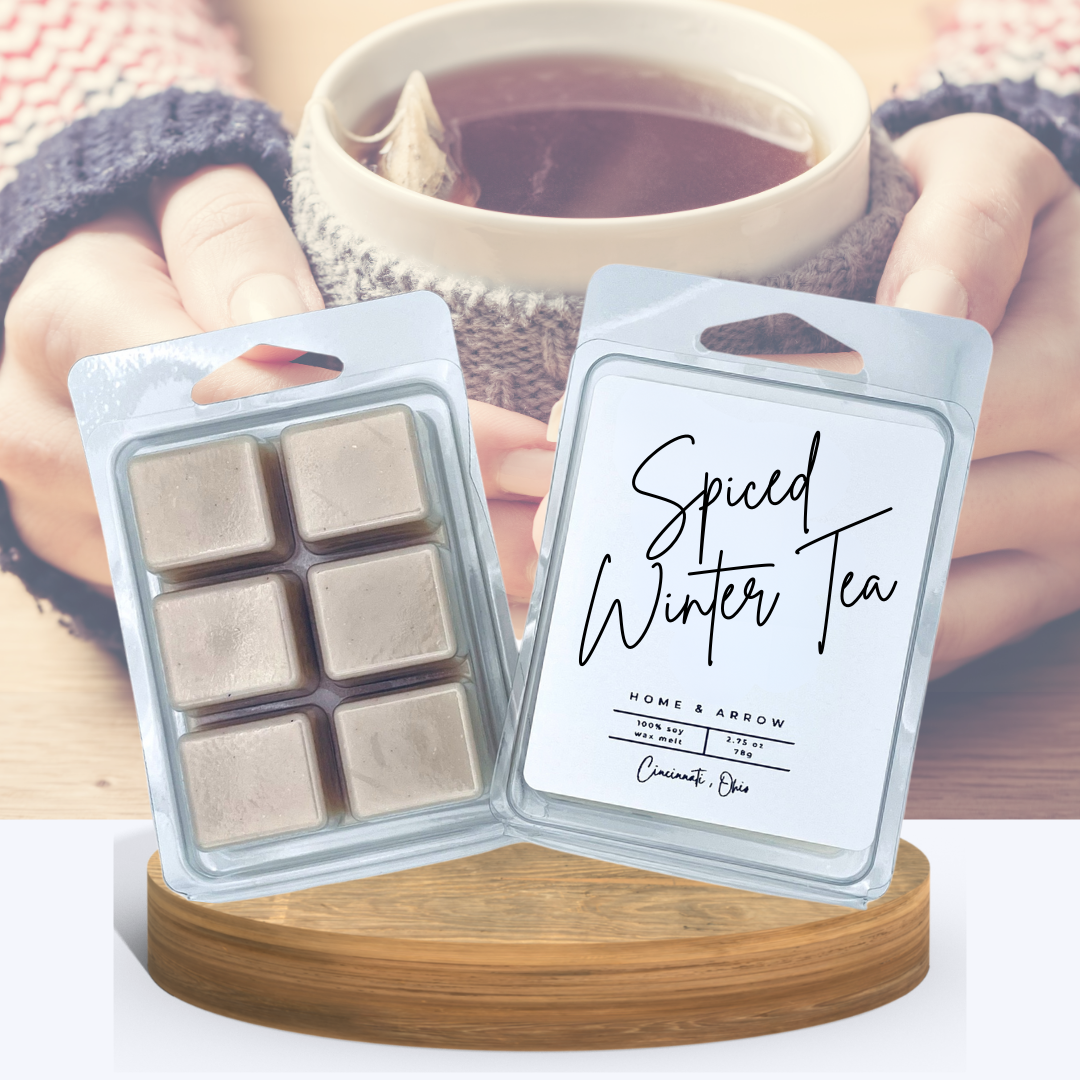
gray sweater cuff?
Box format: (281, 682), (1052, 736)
(875, 77), (1080, 185)
(0, 87), (292, 321)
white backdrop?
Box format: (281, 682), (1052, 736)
(1, 819), (1074, 1077)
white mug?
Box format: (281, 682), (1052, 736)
(303, 0), (870, 296)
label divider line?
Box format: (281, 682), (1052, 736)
(608, 735), (792, 772)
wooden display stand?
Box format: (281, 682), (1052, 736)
(147, 840), (929, 1051)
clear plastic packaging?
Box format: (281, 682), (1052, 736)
(494, 266), (992, 907)
(70, 293), (516, 901)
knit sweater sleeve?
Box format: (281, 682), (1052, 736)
(875, 0), (1080, 184)
(0, 0), (292, 660)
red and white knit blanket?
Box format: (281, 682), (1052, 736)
(0, 0), (249, 189)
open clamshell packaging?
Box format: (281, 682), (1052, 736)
(70, 293), (515, 901)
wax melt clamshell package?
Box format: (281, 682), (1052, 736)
(494, 266), (992, 907)
(70, 293), (516, 901)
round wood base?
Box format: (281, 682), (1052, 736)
(147, 840), (929, 1051)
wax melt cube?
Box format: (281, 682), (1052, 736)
(178, 712), (327, 848)
(128, 435), (290, 580)
(153, 573), (316, 713)
(281, 406), (431, 550)
(333, 683), (481, 818)
(308, 544), (456, 681)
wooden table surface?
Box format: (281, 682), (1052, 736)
(3, 0), (1076, 820)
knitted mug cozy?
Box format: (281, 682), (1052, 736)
(290, 124), (916, 423)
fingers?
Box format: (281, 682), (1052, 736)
(970, 187), (1080, 460)
(151, 166), (332, 401)
(532, 493), (548, 554)
(478, 397), (557, 635)
(0, 361), (98, 514)
(475, 399), (558, 637)
(877, 114), (1072, 333)
(932, 549), (1080, 678)
(489, 499), (539, 604)
(0, 352), (106, 582)
(488, 500), (542, 640)
(546, 395), (565, 442)
(469, 399), (554, 501)
(4, 209), (201, 398)
(0, 350), (112, 583)
(2, 481), (109, 587)
(495, 447), (555, 498)
(0, 210), (202, 586)
(953, 452), (1080, 559)
(754, 352), (864, 374)
(149, 165), (323, 331)
(191, 354), (341, 405)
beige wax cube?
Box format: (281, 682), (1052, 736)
(308, 544), (456, 682)
(281, 406), (431, 549)
(333, 683), (481, 818)
(179, 711), (327, 848)
(153, 573), (316, 713)
(128, 435), (289, 580)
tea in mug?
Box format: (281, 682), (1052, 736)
(357, 54), (818, 217)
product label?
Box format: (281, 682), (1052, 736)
(523, 372), (946, 850)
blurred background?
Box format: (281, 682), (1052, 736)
(219, 0), (951, 131)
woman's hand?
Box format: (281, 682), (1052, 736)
(10, 114), (1077, 678)
(479, 114), (1080, 665)
(0, 165), (325, 589)
(467, 399), (554, 633)
(877, 113), (1080, 676)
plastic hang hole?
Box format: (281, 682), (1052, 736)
(700, 313), (864, 374)
(190, 344), (344, 405)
